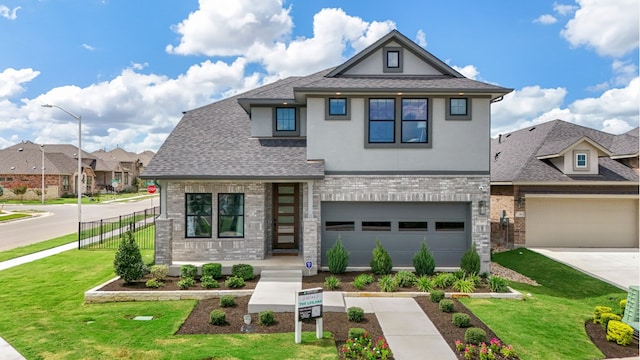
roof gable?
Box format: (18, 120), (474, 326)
(326, 30), (464, 78)
(536, 136), (612, 159)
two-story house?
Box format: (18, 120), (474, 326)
(143, 30), (512, 274)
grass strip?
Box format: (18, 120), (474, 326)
(460, 248), (626, 360)
(0, 213), (31, 222)
(0, 233), (77, 262)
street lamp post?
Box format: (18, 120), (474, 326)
(41, 104), (82, 233)
(39, 145), (45, 205)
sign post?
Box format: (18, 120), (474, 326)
(305, 256), (313, 276)
(147, 184), (157, 208)
(294, 287), (323, 344)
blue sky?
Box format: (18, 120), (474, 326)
(0, 0), (638, 153)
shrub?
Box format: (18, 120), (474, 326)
(488, 276), (509, 293)
(145, 278), (163, 288)
(348, 327), (366, 340)
(327, 237), (349, 274)
(593, 306), (613, 324)
(370, 240), (393, 275)
(348, 306), (365, 322)
(209, 310), (226, 325)
(606, 320), (634, 345)
(219, 295), (235, 307)
(433, 272), (456, 289)
(202, 263), (222, 279)
(415, 276), (434, 292)
(378, 275), (397, 292)
(149, 265), (168, 281)
(231, 264), (254, 280)
(177, 277), (195, 289)
(452, 277), (476, 293)
(600, 312), (622, 330)
(453, 269), (465, 280)
(200, 275), (220, 289)
(464, 327), (487, 345)
(259, 310), (275, 326)
(225, 275), (245, 288)
(439, 299), (455, 313)
(452, 313), (471, 328)
(413, 241), (436, 276)
(394, 270), (417, 288)
(324, 275), (340, 290)
(353, 273), (374, 290)
(620, 299), (627, 313)
(180, 264), (197, 279)
(113, 231), (146, 283)
(460, 242), (480, 275)
(430, 289), (445, 303)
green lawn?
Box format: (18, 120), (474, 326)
(0, 213), (31, 222)
(0, 248), (337, 359)
(0, 192), (154, 205)
(0, 233), (77, 262)
(461, 248), (627, 360)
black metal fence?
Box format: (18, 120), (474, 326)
(79, 207), (159, 250)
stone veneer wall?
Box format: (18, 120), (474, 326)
(161, 181), (267, 263)
(313, 175), (491, 274)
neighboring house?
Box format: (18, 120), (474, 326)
(92, 147), (152, 191)
(0, 141), (95, 199)
(490, 120), (639, 248)
(143, 30), (512, 274)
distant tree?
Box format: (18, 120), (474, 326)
(12, 185), (27, 201)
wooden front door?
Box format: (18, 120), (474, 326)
(273, 183), (299, 250)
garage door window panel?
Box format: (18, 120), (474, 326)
(362, 221), (391, 231)
(326, 221), (355, 231)
(399, 221), (428, 231)
(435, 221), (465, 231)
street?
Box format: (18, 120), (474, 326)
(0, 197), (157, 252)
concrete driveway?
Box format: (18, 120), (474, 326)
(529, 247), (640, 291)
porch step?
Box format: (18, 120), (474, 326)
(247, 270), (346, 314)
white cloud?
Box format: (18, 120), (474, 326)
(611, 60), (638, 87)
(553, 2), (578, 16)
(533, 14), (557, 25)
(82, 44), (96, 51)
(452, 65), (479, 80)
(0, 68), (40, 98)
(0, 5), (20, 20)
(415, 29), (427, 47)
(166, 0), (293, 56)
(561, 0), (639, 57)
(491, 77), (640, 136)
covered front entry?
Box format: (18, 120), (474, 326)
(321, 202), (471, 267)
(525, 196), (639, 247)
(272, 183), (300, 253)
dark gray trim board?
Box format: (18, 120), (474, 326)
(324, 170), (490, 176)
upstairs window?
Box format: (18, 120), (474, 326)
(574, 151), (589, 170)
(383, 47), (403, 73)
(446, 97), (472, 120)
(326, 97), (350, 120)
(366, 97), (431, 147)
(273, 107), (299, 136)
(368, 98), (395, 143)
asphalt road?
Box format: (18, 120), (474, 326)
(0, 197), (158, 252)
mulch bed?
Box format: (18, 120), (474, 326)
(98, 274), (260, 291)
(97, 271), (638, 359)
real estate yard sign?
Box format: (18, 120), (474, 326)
(294, 287), (323, 343)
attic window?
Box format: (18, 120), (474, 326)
(574, 151), (589, 171)
(383, 47), (403, 73)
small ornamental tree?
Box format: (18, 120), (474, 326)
(460, 241), (480, 275)
(327, 236), (349, 274)
(413, 241), (436, 276)
(370, 239), (393, 275)
(113, 231), (146, 283)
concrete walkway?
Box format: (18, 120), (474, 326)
(248, 271), (455, 360)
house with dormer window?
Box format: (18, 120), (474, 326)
(143, 30), (512, 274)
(490, 120), (639, 248)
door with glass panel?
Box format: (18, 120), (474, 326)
(273, 183), (299, 250)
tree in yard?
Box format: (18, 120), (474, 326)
(114, 231), (146, 283)
(12, 185), (27, 201)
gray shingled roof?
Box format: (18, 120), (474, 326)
(491, 120), (639, 183)
(0, 141), (80, 175)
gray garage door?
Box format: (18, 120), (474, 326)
(321, 202), (471, 268)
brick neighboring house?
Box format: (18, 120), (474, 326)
(0, 141), (96, 200)
(92, 147), (153, 191)
(490, 120), (639, 248)
(143, 30), (512, 274)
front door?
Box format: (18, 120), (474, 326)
(273, 183), (299, 251)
